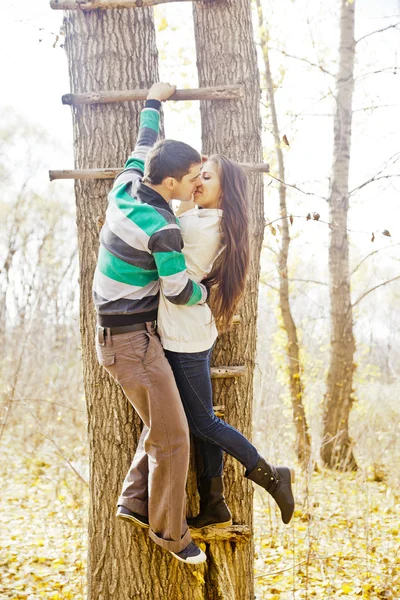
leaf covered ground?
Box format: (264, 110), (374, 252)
(0, 439), (399, 600)
(253, 469), (400, 599)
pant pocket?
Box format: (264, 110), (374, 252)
(96, 342), (116, 367)
(129, 331), (163, 366)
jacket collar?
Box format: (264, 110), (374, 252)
(137, 182), (173, 214)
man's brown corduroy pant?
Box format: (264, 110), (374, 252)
(95, 321), (192, 553)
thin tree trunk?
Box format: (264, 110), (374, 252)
(322, 0), (357, 470)
(256, 0), (312, 469)
(63, 8), (209, 599)
(192, 1), (264, 597)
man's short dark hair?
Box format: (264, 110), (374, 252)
(143, 139), (201, 185)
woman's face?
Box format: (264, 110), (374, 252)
(193, 161), (222, 209)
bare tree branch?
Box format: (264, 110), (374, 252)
(350, 243), (400, 278)
(263, 213), (400, 249)
(352, 276), (400, 308)
(356, 21), (400, 45)
(10, 397), (84, 412)
(12, 387), (88, 485)
(268, 46), (335, 76)
(349, 174), (400, 195)
(259, 280), (279, 292)
(289, 278), (328, 286)
(262, 276), (328, 287)
(59, 247), (78, 282)
(268, 174), (326, 199)
(353, 103), (400, 113)
(284, 111), (334, 118)
(355, 67), (399, 81)
(262, 243), (279, 257)
(349, 153), (400, 195)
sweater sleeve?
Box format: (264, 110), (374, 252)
(148, 225), (208, 306)
(112, 99), (161, 191)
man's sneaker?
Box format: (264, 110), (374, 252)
(170, 542), (207, 564)
(116, 505), (149, 529)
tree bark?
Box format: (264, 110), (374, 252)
(256, 0), (312, 469)
(192, 1), (264, 597)
(63, 1), (264, 596)
(63, 8), (211, 599)
(322, 0), (357, 470)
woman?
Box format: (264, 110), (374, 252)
(157, 155), (295, 529)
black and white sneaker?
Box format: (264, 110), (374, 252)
(170, 542), (207, 564)
(116, 505), (149, 529)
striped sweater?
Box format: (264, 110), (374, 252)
(93, 99), (207, 327)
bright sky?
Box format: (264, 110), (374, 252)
(1, 0), (399, 240)
(0, 3), (72, 151)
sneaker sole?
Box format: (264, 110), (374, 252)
(170, 549), (207, 565)
(116, 513), (149, 529)
(189, 519), (232, 531)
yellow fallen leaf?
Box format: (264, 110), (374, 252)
(342, 583), (352, 594)
(192, 570), (205, 585)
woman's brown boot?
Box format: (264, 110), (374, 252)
(246, 458), (295, 524)
(187, 476), (232, 530)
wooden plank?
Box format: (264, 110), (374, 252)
(191, 524), (251, 542)
(51, 0), (191, 10)
(49, 169), (120, 181)
(210, 366), (247, 379)
(62, 85), (244, 106)
(49, 163), (269, 181)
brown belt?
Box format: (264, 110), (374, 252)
(96, 321), (156, 345)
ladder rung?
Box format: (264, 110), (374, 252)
(49, 163), (270, 181)
(62, 85), (243, 106)
(191, 524), (251, 542)
(51, 0), (191, 10)
(50, 169), (120, 180)
(210, 366), (246, 379)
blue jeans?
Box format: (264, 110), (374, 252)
(164, 347), (259, 479)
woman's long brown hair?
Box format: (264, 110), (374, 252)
(203, 155), (250, 331)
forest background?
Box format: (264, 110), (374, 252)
(0, 0), (399, 598)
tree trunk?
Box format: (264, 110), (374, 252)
(63, 8), (209, 599)
(192, 1), (264, 597)
(256, 0), (312, 469)
(322, 0), (357, 471)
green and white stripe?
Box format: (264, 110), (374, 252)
(93, 102), (207, 321)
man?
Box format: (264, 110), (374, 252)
(94, 82), (207, 564)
